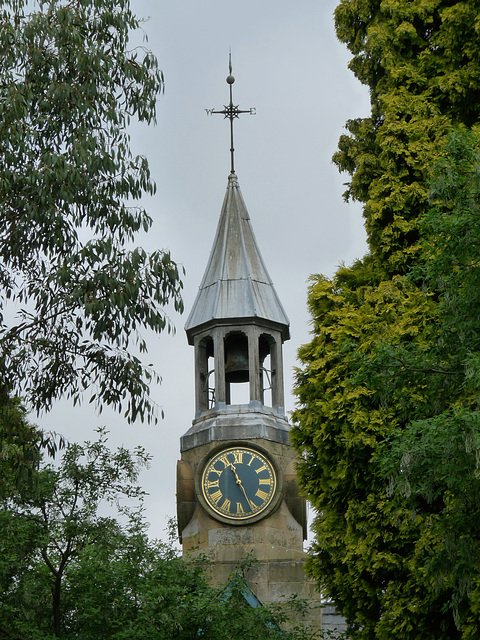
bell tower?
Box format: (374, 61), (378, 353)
(176, 62), (320, 625)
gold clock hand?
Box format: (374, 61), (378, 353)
(228, 463), (255, 510)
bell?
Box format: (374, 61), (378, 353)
(225, 336), (249, 383)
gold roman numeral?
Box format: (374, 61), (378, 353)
(256, 489), (269, 501)
(258, 477), (272, 486)
(232, 450), (243, 464)
(221, 498), (231, 512)
(236, 502), (245, 515)
(206, 479), (220, 489)
(255, 464), (267, 474)
(209, 489), (223, 504)
(217, 455), (230, 468)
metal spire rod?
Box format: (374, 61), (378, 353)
(205, 54), (256, 175)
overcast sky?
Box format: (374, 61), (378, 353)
(38, 0), (370, 543)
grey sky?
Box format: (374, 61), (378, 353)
(38, 0), (370, 542)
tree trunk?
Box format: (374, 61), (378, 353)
(52, 572), (62, 637)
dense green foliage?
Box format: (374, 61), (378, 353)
(0, 430), (323, 640)
(333, 0), (480, 274)
(0, 428), (152, 638)
(0, 397), (43, 500)
(292, 268), (454, 639)
(293, 131), (480, 638)
(380, 129), (480, 638)
(292, 1), (480, 638)
(0, 0), (183, 423)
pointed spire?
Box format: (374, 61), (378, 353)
(185, 174), (290, 341)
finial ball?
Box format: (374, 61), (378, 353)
(226, 75), (235, 85)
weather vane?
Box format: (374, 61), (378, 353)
(205, 53), (256, 175)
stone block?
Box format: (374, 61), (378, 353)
(268, 561), (306, 583)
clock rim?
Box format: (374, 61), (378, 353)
(196, 442), (283, 526)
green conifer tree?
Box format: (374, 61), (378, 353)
(292, 2), (480, 638)
(333, 0), (480, 274)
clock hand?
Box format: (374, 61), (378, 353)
(228, 463), (255, 510)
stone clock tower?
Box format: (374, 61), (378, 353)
(176, 65), (322, 626)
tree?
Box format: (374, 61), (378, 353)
(333, 0), (480, 274)
(292, 269), (456, 639)
(292, 1), (480, 637)
(0, 430), (323, 640)
(0, 397), (42, 500)
(380, 128), (480, 638)
(0, 393), (66, 502)
(0, 0), (183, 423)
(0, 428), (151, 637)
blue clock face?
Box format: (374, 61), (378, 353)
(201, 446), (277, 522)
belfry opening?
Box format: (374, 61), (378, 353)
(193, 323), (285, 414)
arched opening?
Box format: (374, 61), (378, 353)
(197, 336), (215, 411)
(259, 334), (274, 407)
(224, 332), (249, 405)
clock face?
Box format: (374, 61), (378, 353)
(201, 446), (277, 522)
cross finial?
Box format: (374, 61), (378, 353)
(205, 54), (256, 175)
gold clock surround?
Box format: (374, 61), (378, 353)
(199, 445), (280, 525)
